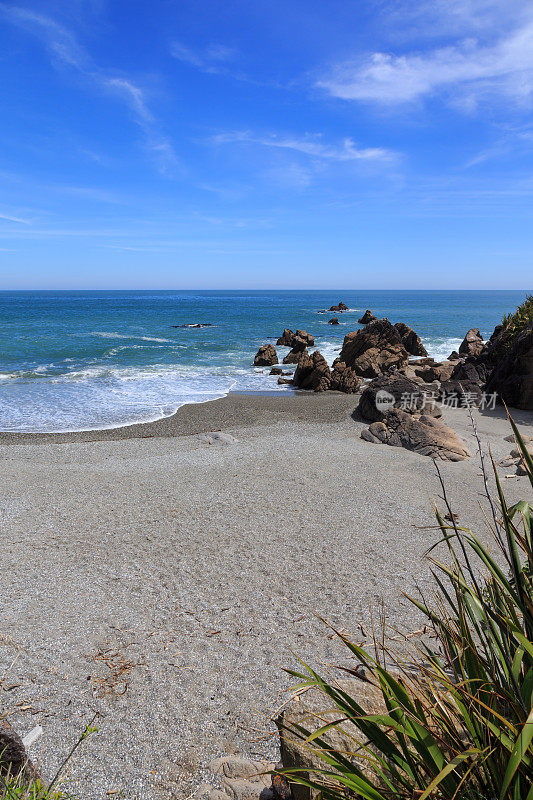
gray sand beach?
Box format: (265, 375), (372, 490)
(1, 392), (532, 798)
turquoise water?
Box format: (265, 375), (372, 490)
(0, 289), (528, 432)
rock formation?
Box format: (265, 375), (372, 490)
(277, 329), (314, 348)
(485, 323), (533, 410)
(254, 344), (278, 366)
(459, 328), (486, 358)
(394, 322), (428, 357)
(329, 361), (363, 393)
(358, 374), (441, 421)
(332, 319), (409, 379)
(293, 350), (331, 392)
(329, 302), (348, 312)
(358, 309), (377, 325)
(361, 409), (470, 461)
(283, 347), (308, 364)
(328, 317), (339, 325)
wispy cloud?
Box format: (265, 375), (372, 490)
(318, 9), (533, 109)
(0, 4), (177, 173)
(0, 211), (30, 224)
(171, 42), (238, 74)
(211, 131), (397, 162)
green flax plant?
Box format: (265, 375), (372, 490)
(279, 417), (533, 799)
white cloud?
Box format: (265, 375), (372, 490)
(211, 131), (396, 162)
(0, 5), (177, 172)
(318, 9), (533, 109)
(0, 211), (30, 224)
(171, 42), (237, 74)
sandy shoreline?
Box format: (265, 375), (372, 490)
(0, 390), (360, 444)
(1, 391), (532, 798)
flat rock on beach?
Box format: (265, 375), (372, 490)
(1, 392), (532, 799)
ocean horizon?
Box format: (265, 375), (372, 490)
(0, 288), (529, 433)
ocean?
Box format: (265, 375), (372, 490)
(0, 289), (528, 432)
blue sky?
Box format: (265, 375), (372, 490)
(1, 0), (532, 289)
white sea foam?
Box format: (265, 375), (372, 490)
(92, 331), (173, 343)
(423, 337), (463, 361)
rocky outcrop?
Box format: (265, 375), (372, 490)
(448, 350), (461, 360)
(485, 323), (533, 410)
(440, 380), (483, 407)
(414, 360), (455, 383)
(254, 344), (278, 366)
(329, 361), (363, 393)
(293, 351), (331, 392)
(277, 329), (314, 348)
(209, 755), (280, 800)
(394, 322), (428, 357)
(276, 680), (386, 800)
(450, 357), (491, 385)
(358, 309), (377, 325)
(358, 374), (441, 421)
(328, 317), (339, 325)
(459, 328), (486, 358)
(361, 409), (470, 461)
(329, 302), (348, 312)
(332, 319), (409, 379)
(283, 347), (308, 364)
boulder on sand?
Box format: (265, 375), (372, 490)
(459, 328), (485, 358)
(333, 319), (409, 380)
(254, 344), (278, 366)
(361, 409), (470, 461)
(0, 720), (42, 785)
(329, 361), (363, 394)
(358, 374), (441, 421)
(394, 322), (428, 357)
(358, 309), (377, 325)
(293, 351), (331, 392)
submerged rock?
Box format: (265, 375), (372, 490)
(328, 317), (339, 325)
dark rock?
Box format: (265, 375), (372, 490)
(459, 328), (486, 358)
(333, 319), (409, 380)
(293, 351), (331, 392)
(414, 360), (455, 383)
(283, 347), (308, 365)
(277, 377), (293, 385)
(448, 350), (461, 360)
(270, 367), (283, 375)
(439, 380), (483, 407)
(358, 309), (377, 325)
(272, 769), (291, 800)
(328, 317), (339, 325)
(362, 409), (470, 461)
(329, 302), (348, 312)
(329, 361), (363, 393)
(0, 720), (41, 784)
(451, 357), (491, 384)
(171, 323), (214, 328)
(254, 344), (278, 366)
(358, 374), (441, 421)
(276, 329), (314, 348)
(485, 323), (533, 410)
(394, 322), (428, 357)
